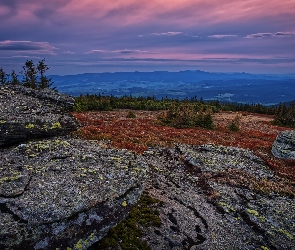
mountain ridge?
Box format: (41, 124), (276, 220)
(51, 70), (295, 105)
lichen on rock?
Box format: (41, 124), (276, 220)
(0, 138), (148, 249)
(0, 85), (78, 147)
(272, 130), (295, 159)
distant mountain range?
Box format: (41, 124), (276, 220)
(51, 70), (295, 105)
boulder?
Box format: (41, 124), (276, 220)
(134, 144), (295, 250)
(0, 85), (78, 147)
(272, 130), (295, 159)
(0, 138), (148, 249)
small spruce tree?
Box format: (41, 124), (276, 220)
(10, 70), (20, 85)
(37, 58), (54, 89)
(0, 67), (8, 85)
(22, 60), (38, 89)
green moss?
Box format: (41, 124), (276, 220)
(247, 209), (259, 217)
(74, 239), (83, 250)
(25, 123), (35, 129)
(0, 173), (20, 183)
(277, 228), (294, 240)
(50, 122), (62, 129)
(261, 246), (270, 250)
(95, 194), (162, 249)
(258, 216), (266, 222)
(219, 201), (236, 213)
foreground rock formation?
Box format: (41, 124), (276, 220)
(0, 85), (147, 249)
(138, 144), (295, 249)
(1, 85), (294, 249)
(0, 138), (147, 249)
(272, 130), (295, 159)
(0, 85), (78, 147)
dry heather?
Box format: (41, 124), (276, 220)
(72, 110), (295, 182)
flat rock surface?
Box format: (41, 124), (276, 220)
(0, 85), (78, 147)
(272, 130), (295, 159)
(0, 138), (148, 249)
(140, 144), (295, 250)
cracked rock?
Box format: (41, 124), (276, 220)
(0, 85), (78, 147)
(0, 138), (148, 249)
(140, 144), (295, 250)
(272, 130), (295, 159)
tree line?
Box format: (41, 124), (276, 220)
(73, 94), (295, 128)
(0, 59), (54, 89)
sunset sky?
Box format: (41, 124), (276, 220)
(0, 0), (295, 75)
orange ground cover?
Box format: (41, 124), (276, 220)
(72, 110), (295, 181)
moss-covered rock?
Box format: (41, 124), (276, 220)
(0, 138), (148, 249)
(0, 85), (78, 147)
(272, 130), (295, 159)
(137, 145), (295, 250)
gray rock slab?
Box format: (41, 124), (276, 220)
(272, 130), (295, 159)
(0, 85), (78, 147)
(141, 144), (295, 250)
(0, 138), (148, 249)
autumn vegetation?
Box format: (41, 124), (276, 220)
(72, 95), (295, 183)
(1, 61), (294, 181)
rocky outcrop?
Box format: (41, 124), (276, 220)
(0, 85), (148, 249)
(1, 85), (294, 249)
(0, 85), (78, 147)
(0, 138), (148, 249)
(135, 144), (295, 250)
(272, 130), (295, 159)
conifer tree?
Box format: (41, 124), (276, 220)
(10, 70), (20, 85)
(0, 67), (8, 85)
(37, 58), (53, 89)
(22, 60), (38, 89)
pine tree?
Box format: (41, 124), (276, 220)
(37, 58), (54, 89)
(0, 67), (8, 85)
(10, 70), (20, 85)
(22, 60), (38, 89)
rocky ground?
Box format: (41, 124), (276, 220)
(0, 86), (148, 249)
(1, 85), (294, 249)
(74, 110), (295, 249)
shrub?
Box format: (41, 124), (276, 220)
(228, 114), (241, 131)
(160, 103), (215, 129)
(273, 102), (295, 127)
(126, 111), (136, 118)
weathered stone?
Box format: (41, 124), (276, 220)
(134, 144), (295, 250)
(272, 130), (295, 159)
(0, 85), (78, 147)
(0, 138), (148, 249)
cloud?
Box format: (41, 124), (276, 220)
(245, 32), (295, 39)
(245, 33), (273, 39)
(139, 32), (183, 37)
(274, 32), (295, 37)
(151, 32), (183, 36)
(208, 34), (237, 39)
(63, 51), (75, 54)
(85, 49), (151, 55)
(0, 40), (57, 54)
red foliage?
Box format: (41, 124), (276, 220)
(72, 110), (295, 181)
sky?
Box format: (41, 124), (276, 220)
(0, 0), (295, 75)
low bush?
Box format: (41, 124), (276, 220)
(160, 103), (215, 129)
(228, 114), (241, 131)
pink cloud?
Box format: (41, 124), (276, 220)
(208, 35), (237, 39)
(5, 0), (294, 28)
(0, 40), (57, 54)
(245, 32), (295, 38)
